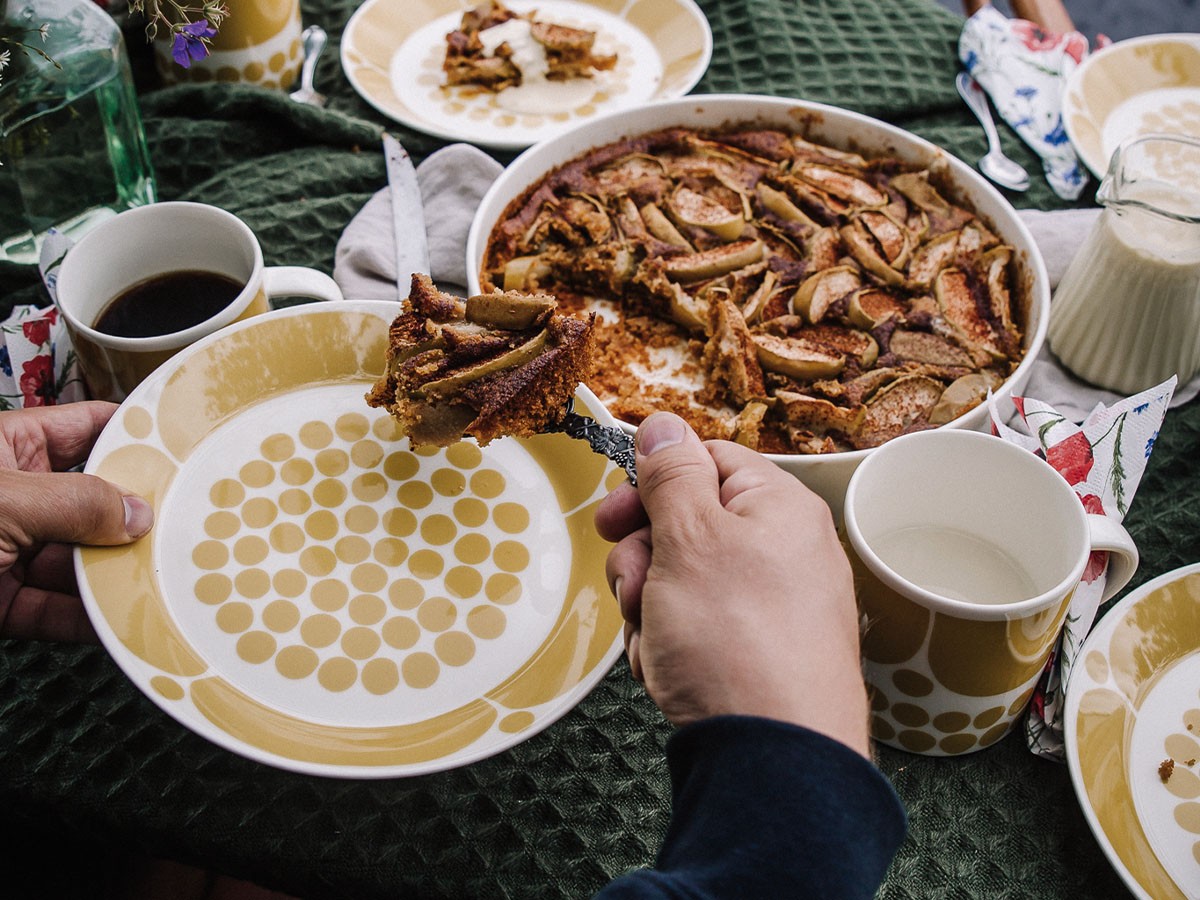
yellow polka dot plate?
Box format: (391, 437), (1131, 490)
(1065, 562), (1200, 899)
(339, 0), (712, 151)
(1063, 34), (1200, 179)
(75, 301), (627, 778)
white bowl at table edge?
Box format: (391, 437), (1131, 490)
(465, 94), (1051, 522)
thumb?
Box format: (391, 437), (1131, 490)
(0, 469), (153, 548)
(634, 412), (720, 528)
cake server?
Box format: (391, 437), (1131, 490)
(383, 132), (430, 302)
(545, 398), (638, 485)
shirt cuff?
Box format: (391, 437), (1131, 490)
(655, 715), (907, 900)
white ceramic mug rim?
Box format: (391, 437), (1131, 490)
(844, 430), (1089, 619)
(55, 201), (265, 353)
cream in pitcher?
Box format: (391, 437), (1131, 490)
(1048, 134), (1200, 395)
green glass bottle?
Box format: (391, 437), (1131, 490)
(0, 0), (156, 264)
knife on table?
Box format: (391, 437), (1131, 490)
(383, 132), (430, 301)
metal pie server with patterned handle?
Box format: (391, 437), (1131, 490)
(545, 397), (638, 486)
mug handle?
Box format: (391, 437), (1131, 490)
(1086, 514), (1139, 602)
(263, 266), (344, 305)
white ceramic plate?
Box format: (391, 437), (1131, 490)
(339, 0), (712, 150)
(465, 94), (1051, 522)
(1063, 34), (1200, 179)
(76, 301), (626, 778)
(1065, 562), (1200, 900)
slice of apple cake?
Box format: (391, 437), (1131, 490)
(443, 0), (617, 92)
(366, 274), (596, 447)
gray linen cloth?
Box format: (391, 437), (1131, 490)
(335, 143), (503, 299)
(334, 156), (1198, 422)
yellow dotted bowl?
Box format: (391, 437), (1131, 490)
(76, 301), (626, 777)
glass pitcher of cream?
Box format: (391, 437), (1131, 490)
(1048, 134), (1200, 395)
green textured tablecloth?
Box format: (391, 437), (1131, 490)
(2, 1), (1197, 897)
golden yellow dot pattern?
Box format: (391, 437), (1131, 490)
(500, 711), (536, 734)
(853, 541), (1062, 756)
(1159, 705), (1200, 862)
(123, 406), (154, 440)
(153, 33), (302, 90)
(190, 413), (533, 696)
(865, 663), (1029, 756)
(79, 306), (623, 777)
(151, 675), (185, 701)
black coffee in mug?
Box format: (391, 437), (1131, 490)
(94, 270), (244, 338)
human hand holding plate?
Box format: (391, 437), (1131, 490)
(0, 402), (153, 643)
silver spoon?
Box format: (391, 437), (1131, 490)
(955, 72), (1031, 192)
(289, 25), (327, 107)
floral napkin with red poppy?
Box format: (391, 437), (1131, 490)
(0, 232), (85, 409)
(0, 306), (84, 409)
(958, 5), (1109, 200)
(989, 376), (1177, 759)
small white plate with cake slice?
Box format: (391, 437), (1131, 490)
(340, 0), (712, 150)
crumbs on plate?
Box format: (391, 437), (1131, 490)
(1160, 758), (1176, 783)
(1158, 757), (1198, 784)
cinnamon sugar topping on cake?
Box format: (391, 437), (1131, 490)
(481, 126), (1028, 454)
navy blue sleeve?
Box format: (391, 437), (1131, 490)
(595, 715), (907, 900)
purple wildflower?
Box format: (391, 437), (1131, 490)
(172, 19), (217, 69)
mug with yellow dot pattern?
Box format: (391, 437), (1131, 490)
(155, 0), (304, 89)
(844, 430), (1138, 757)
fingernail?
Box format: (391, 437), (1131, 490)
(613, 575), (624, 606)
(637, 413), (686, 456)
(627, 632), (643, 682)
(123, 496), (154, 538)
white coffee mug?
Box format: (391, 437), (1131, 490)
(55, 201), (343, 402)
(844, 429), (1138, 756)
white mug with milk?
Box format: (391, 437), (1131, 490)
(843, 429), (1137, 756)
